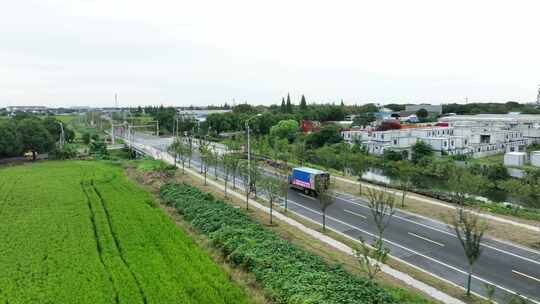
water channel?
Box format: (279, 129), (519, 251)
(361, 168), (522, 206)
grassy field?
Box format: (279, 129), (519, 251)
(0, 161), (250, 304)
(52, 114), (81, 124)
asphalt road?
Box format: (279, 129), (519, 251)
(127, 132), (540, 303)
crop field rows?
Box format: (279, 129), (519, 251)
(0, 161), (249, 304)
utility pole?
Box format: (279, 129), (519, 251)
(58, 122), (65, 147)
(111, 123), (115, 145)
(156, 120), (159, 136)
(536, 85), (540, 107)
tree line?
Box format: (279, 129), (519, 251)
(0, 114), (75, 160)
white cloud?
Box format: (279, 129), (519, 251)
(1, 0), (539, 107)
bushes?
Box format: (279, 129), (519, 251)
(160, 183), (401, 304)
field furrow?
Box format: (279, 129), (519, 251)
(0, 161), (250, 304)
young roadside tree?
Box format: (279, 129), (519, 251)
(355, 187), (396, 281)
(187, 136), (193, 168)
(239, 161), (252, 209)
(448, 167), (486, 207)
(229, 154), (240, 189)
(315, 176), (333, 232)
(199, 146), (211, 185)
(354, 237), (390, 281)
(177, 139), (189, 174)
(452, 207), (487, 296)
(351, 154), (370, 196)
(249, 162), (261, 199)
(222, 154), (233, 198)
(395, 161), (417, 207)
(260, 176), (281, 224)
(211, 149), (220, 180)
(168, 137), (188, 172)
(279, 173), (290, 213)
(198, 139), (210, 174)
(366, 187), (396, 240)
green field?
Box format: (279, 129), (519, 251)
(52, 114), (81, 124)
(0, 161), (249, 304)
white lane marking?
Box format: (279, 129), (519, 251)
(343, 209), (367, 219)
(513, 270), (540, 283)
(286, 199), (540, 304)
(408, 232), (445, 247)
(334, 196), (540, 267)
(297, 193), (316, 201)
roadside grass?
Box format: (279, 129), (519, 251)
(0, 161), (252, 304)
(134, 161), (496, 304)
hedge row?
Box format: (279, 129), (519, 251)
(160, 183), (400, 304)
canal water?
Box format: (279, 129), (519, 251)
(361, 168), (521, 206)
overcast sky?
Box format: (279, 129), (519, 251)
(1, 0), (539, 107)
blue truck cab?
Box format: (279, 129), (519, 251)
(289, 167), (330, 196)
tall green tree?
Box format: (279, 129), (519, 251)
(269, 119), (298, 142)
(411, 141), (433, 164)
(280, 97), (286, 113)
(286, 93), (293, 113)
(0, 120), (23, 157)
(16, 118), (54, 161)
(416, 108), (428, 119)
(300, 95), (307, 111)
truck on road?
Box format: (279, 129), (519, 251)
(289, 167), (330, 196)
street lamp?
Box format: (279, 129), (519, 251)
(245, 113), (262, 197)
(57, 122), (65, 147)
